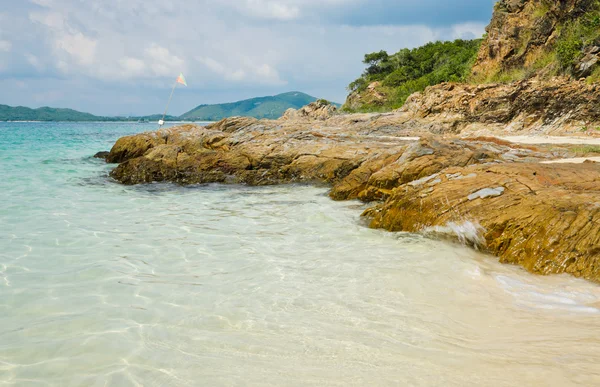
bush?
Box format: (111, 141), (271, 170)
(572, 145), (600, 154)
(347, 39), (482, 110)
(555, 1), (600, 72)
(556, 27), (584, 71)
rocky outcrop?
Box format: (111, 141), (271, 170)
(472, 0), (600, 80)
(108, 118), (551, 188)
(365, 162), (600, 280)
(344, 82), (389, 111)
(342, 76), (600, 135)
(93, 151), (110, 160)
(104, 113), (600, 282)
(282, 100), (338, 121)
(400, 77), (600, 134)
(345, 0), (600, 114)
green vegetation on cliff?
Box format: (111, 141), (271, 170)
(472, 0), (600, 83)
(180, 92), (322, 121)
(344, 39), (482, 111)
(345, 0), (600, 112)
(554, 1), (600, 76)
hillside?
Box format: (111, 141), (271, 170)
(0, 104), (177, 122)
(180, 92), (320, 120)
(0, 105), (107, 121)
(0, 91), (326, 122)
(344, 0), (600, 112)
(343, 40), (482, 112)
(472, 0), (600, 82)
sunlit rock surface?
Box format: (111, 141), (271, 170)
(106, 111), (600, 282)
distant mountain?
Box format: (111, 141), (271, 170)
(0, 104), (178, 122)
(0, 91), (336, 122)
(180, 92), (321, 121)
(0, 104), (106, 122)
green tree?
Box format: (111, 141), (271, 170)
(346, 38), (482, 110)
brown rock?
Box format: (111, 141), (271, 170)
(365, 163), (600, 282)
(93, 151), (110, 160)
(281, 100), (338, 121)
(105, 105), (600, 282)
(472, 0), (595, 79)
(344, 81), (389, 111)
(399, 78), (600, 134)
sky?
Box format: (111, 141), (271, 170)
(0, 0), (496, 116)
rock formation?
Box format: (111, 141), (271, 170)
(344, 82), (389, 111)
(366, 162), (600, 280)
(104, 113), (600, 283)
(472, 0), (600, 80)
(282, 100), (338, 121)
(400, 77), (600, 134)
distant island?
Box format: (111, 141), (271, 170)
(0, 105), (179, 122)
(0, 92), (337, 122)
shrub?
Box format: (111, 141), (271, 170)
(347, 39), (482, 110)
(572, 145), (600, 154)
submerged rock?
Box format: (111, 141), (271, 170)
(93, 151), (110, 160)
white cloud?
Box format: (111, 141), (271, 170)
(25, 53), (44, 70)
(243, 0), (300, 20)
(222, 0), (359, 20)
(0, 0), (494, 114)
(196, 56), (285, 85)
(29, 10), (96, 71)
(449, 22), (487, 40)
(119, 57), (146, 76)
(254, 63), (284, 83)
(145, 44), (185, 77)
(0, 40), (11, 52)
(29, 11), (64, 29)
(20, 0), (482, 88)
(56, 33), (97, 66)
(29, 0), (54, 7)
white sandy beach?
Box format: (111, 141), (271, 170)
(501, 135), (600, 145)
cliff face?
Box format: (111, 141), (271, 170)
(472, 0), (600, 81)
(400, 77), (600, 134)
(346, 0), (600, 111)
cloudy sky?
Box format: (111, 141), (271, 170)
(0, 0), (496, 116)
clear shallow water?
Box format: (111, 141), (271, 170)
(1, 122), (600, 386)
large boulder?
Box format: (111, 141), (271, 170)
(365, 162), (600, 282)
(282, 100), (337, 121)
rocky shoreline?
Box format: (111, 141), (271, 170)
(101, 101), (600, 283)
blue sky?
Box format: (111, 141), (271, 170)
(0, 0), (496, 116)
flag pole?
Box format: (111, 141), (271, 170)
(159, 81), (178, 128)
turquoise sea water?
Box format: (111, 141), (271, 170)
(1, 122), (600, 386)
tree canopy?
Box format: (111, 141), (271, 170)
(347, 39), (482, 110)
